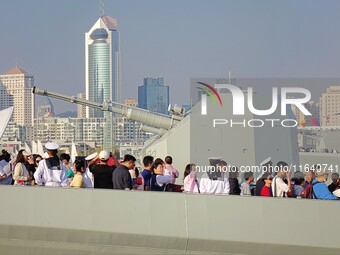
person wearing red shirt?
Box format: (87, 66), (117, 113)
(261, 172), (273, 197)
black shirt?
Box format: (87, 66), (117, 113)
(256, 178), (265, 196)
(90, 164), (114, 189)
(112, 164), (132, 190)
(229, 178), (241, 195)
(328, 183), (338, 193)
(150, 174), (165, 192)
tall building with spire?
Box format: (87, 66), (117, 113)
(0, 64), (35, 141)
(85, 15), (121, 118)
(85, 8), (121, 151)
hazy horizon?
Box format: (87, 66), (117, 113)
(1, 0), (340, 113)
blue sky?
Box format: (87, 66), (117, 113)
(1, 0), (340, 113)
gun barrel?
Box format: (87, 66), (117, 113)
(32, 86), (179, 131)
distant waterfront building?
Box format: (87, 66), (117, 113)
(1, 122), (26, 143)
(113, 98), (151, 148)
(77, 93), (86, 118)
(37, 97), (55, 118)
(320, 86), (340, 126)
(124, 97), (137, 107)
(292, 101), (320, 127)
(138, 77), (169, 115)
(34, 117), (106, 149)
(0, 65), (35, 141)
(85, 13), (121, 151)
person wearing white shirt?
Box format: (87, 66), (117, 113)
(0, 157), (13, 185)
(199, 172), (230, 194)
(0, 151), (14, 185)
(199, 158), (230, 195)
(272, 161), (291, 197)
(34, 143), (68, 187)
(151, 158), (171, 191)
(164, 156), (179, 184)
(83, 152), (98, 188)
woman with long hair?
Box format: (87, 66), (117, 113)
(13, 151), (31, 185)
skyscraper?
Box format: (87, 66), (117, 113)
(85, 13), (121, 151)
(138, 77), (169, 115)
(85, 15), (121, 118)
(0, 64), (35, 141)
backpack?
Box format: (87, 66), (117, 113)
(286, 183), (295, 198)
(273, 177), (296, 198)
(300, 182), (319, 199)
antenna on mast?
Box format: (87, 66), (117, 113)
(100, 0), (105, 17)
(228, 71), (231, 84)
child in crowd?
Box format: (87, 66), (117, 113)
(240, 172), (254, 196)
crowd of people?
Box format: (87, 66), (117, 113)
(0, 143), (339, 200)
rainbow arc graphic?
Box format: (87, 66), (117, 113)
(196, 82), (223, 106)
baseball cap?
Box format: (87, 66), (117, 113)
(99, 150), (109, 161)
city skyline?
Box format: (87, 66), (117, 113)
(2, 0), (340, 113)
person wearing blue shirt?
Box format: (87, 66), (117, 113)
(141, 156), (154, 191)
(313, 171), (339, 200)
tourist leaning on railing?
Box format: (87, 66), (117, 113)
(150, 158), (171, 192)
(183, 164), (199, 193)
(0, 152), (13, 185)
(13, 151), (32, 185)
(328, 173), (339, 193)
(260, 173), (273, 197)
(112, 154), (135, 190)
(70, 159), (86, 188)
(313, 171), (339, 200)
(34, 143), (68, 187)
(240, 172), (254, 196)
(141, 156), (154, 191)
(272, 161), (291, 198)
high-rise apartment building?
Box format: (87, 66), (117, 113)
(0, 65), (35, 141)
(320, 86), (340, 126)
(292, 101), (320, 127)
(138, 77), (169, 115)
(34, 117), (106, 148)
